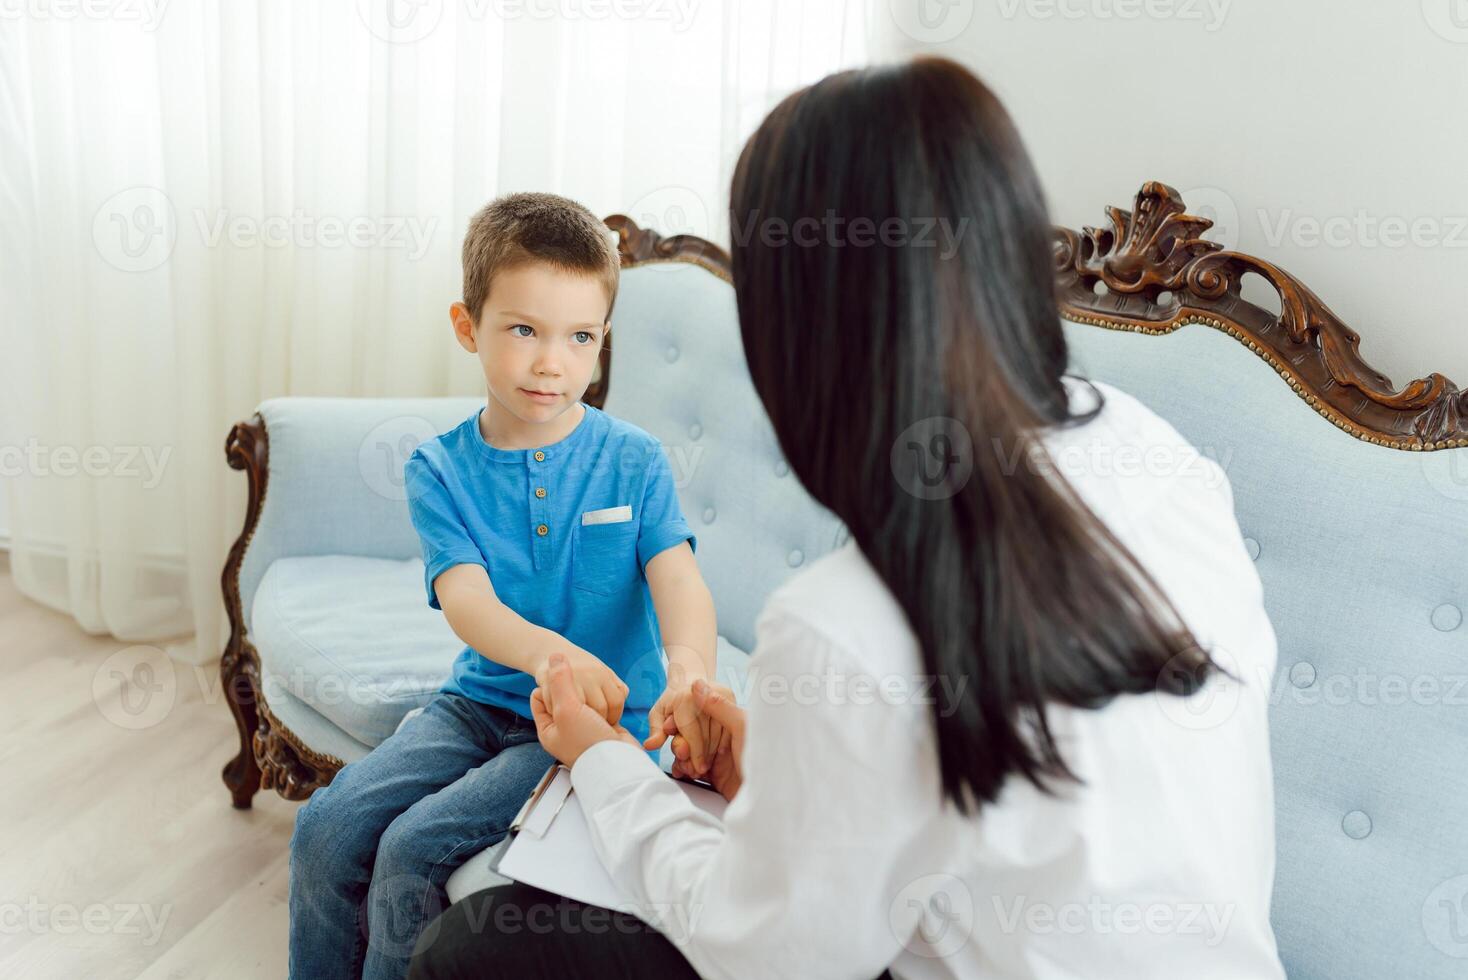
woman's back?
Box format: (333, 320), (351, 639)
(748, 377), (1285, 979)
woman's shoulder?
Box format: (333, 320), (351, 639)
(758, 541), (920, 680)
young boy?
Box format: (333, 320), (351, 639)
(287, 192), (719, 980)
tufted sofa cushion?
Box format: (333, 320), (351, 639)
(1065, 318), (1468, 980)
(602, 263), (847, 654)
(252, 555), (464, 746)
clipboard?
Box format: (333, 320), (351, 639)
(490, 761), (730, 917)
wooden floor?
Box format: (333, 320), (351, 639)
(0, 551), (299, 979)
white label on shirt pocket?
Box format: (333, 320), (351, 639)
(581, 505), (633, 526)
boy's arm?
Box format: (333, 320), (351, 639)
(434, 562), (628, 724)
(643, 541), (720, 770)
(645, 541), (717, 683)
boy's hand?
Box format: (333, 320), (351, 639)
(531, 654), (642, 768)
(533, 645), (628, 727)
(668, 680), (746, 802)
(643, 655), (721, 776)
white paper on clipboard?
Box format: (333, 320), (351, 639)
(498, 764), (729, 919)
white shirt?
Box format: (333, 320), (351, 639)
(571, 379), (1287, 980)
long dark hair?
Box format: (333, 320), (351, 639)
(730, 56), (1215, 812)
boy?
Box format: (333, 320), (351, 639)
(288, 192), (719, 980)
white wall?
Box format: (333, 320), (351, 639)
(881, 0), (1468, 388)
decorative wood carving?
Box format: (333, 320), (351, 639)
(1054, 181), (1468, 450)
(604, 214), (733, 283)
(221, 414), (343, 807)
(596, 214), (733, 410)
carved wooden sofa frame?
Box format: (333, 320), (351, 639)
(219, 180), (1468, 807)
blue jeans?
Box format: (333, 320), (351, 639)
(288, 691), (554, 980)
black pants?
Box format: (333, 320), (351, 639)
(408, 882), (895, 979)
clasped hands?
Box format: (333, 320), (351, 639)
(530, 650), (746, 801)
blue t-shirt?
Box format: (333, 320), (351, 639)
(403, 403), (695, 744)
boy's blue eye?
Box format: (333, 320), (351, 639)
(573, 331), (595, 345)
(511, 324), (533, 337)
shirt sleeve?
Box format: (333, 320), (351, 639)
(569, 602), (939, 979)
(636, 442), (696, 570)
(403, 450), (488, 610)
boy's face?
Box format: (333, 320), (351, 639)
(453, 261), (609, 429)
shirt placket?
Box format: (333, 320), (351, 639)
(529, 448), (551, 571)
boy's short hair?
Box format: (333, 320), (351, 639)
(462, 192), (621, 325)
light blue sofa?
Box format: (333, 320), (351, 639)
(222, 186), (1468, 978)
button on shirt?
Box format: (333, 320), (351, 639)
(403, 404), (696, 744)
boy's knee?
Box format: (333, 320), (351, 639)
(291, 782), (368, 868)
(374, 809), (431, 873)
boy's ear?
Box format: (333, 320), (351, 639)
(450, 302), (479, 352)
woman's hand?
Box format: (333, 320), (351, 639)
(643, 658), (723, 776)
(668, 679), (746, 802)
(530, 652), (641, 767)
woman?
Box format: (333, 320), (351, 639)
(410, 56), (1286, 980)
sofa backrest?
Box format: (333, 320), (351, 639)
(1066, 318), (1468, 980)
(601, 261), (845, 653)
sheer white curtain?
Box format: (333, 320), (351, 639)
(0, 0), (878, 666)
